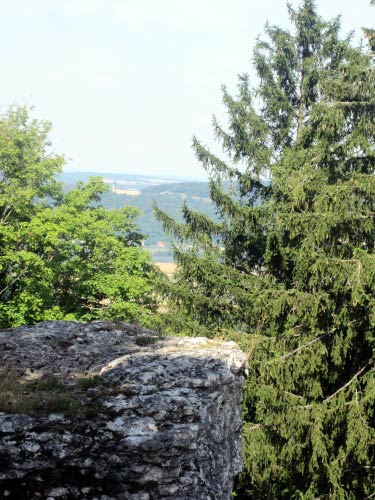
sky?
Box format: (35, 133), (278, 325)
(0, 0), (373, 180)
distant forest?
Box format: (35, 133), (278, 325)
(61, 174), (219, 246)
(101, 182), (218, 245)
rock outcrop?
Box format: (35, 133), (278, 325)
(0, 321), (247, 500)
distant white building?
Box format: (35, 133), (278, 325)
(111, 181), (141, 196)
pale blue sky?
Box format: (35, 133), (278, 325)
(0, 0), (373, 179)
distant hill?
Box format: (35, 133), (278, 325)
(59, 171), (216, 246)
(100, 181), (217, 245)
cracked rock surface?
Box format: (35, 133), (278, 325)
(0, 320), (247, 500)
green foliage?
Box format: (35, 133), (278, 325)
(157, 2), (375, 498)
(0, 106), (161, 328)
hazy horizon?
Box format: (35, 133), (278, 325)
(59, 168), (204, 183)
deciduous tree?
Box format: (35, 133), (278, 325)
(0, 107), (159, 327)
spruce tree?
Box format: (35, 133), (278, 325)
(156, 1), (375, 497)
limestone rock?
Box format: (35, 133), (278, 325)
(0, 321), (247, 499)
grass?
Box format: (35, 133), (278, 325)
(0, 370), (102, 418)
(135, 335), (160, 346)
(75, 375), (102, 390)
(28, 374), (67, 392)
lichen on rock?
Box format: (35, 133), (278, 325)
(0, 320), (247, 499)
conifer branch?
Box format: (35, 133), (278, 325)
(324, 360), (373, 403)
(270, 320), (362, 363)
(247, 423), (262, 431)
(283, 390), (305, 399)
(272, 332), (330, 361)
(324, 101), (375, 109)
(344, 466), (375, 472)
